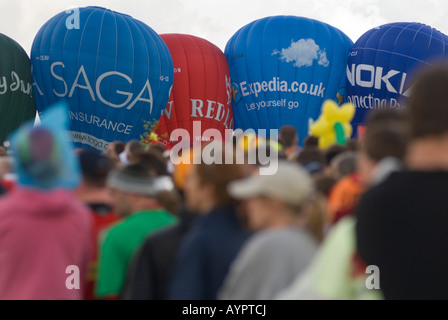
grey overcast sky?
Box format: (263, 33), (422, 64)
(1, 0), (447, 55)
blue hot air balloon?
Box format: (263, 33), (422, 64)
(347, 22), (448, 136)
(31, 6), (173, 152)
(225, 16), (353, 146)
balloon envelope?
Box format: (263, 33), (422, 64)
(31, 6), (173, 152)
(346, 22), (448, 135)
(153, 34), (233, 148)
(0, 34), (36, 145)
(225, 16), (353, 146)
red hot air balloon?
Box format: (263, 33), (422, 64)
(150, 34), (234, 148)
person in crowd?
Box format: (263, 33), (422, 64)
(346, 139), (361, 152)
(303, 136), (319, 149)
(122, 149), (197, 300)
(279, 125), (301, 160)
(75, 149), (119, 300)
(324, 144), (348, 169)
(356, 63), (448, 299)
(0, 124), (91, 299)
(277, 106), (408, 300)
(0, 156), (15, 192)
(329, 151), (358, 181)
(145, 143), (173, 173)
(296, 147), (326, 176)
(168, 148), (250, 300)
(119, 140), (145, 166)
(326, 167), (365, 226)
(105, 141), (125, 168)
(140, 149), (169, 177)
(218, 161), (319, 300)
(95, 163), (179, 299)
(312, 173), (337, 199)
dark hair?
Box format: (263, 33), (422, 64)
(366, 107), (406, 126)
(112, 141), (125, 156)
(279, 125), (298, 148)
(156, 190), (182, 216)
(125, 140), (145, 164)
(407, 63), (448, 139)
(296, 147), (325, 166)
(79, 149), (113, 187)
(140, 150), (168, 177)
(313, 174), (338, 198)
(303, 136), (319, 149)
(330, 151), (358, 180)
(146, 143), (167, 157)
(195, 149), (247, 207)
(346, 139), (360, 152)
(324, 144), (348, 166)
(362, 121), (408, 162)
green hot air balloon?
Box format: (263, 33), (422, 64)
(0, 33), (36, 145)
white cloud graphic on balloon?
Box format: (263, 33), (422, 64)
(272, 39), (329, 68)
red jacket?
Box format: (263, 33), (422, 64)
(0, 187), (91, 299)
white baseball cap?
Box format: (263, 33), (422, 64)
(228, 160), (314, 207)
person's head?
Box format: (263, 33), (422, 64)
(140, 150), (168, 177)
(312, 173), (337, 198)
(107, 162), (177, 217)
(329, 151), (358, 180)
(105, 141), (125, 168)
(303, 136), (319, 149)
(356, 108), (408, 186)
(346, 139), (360, 152)
(184, 149), (247, 214)
(357, 122), (408, 186)
(145, 143), (167, 157)
(296, 147), (325, 175)
(228, 161), (314, 231)
(279, 125), (299, 148)
(78, 149), (114, 188)
(324, 144), (348, 167)
(121, 140), (145, 165)
(12, 126), (78, 190)
(406, 63), (448, 140)
(365, 107), (406, 126)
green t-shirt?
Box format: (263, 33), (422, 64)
(96, 209), (178, 298)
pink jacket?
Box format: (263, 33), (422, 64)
(0, 187), (91, 300)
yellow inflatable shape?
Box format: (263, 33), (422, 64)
(237, 133), (265, 152)
(309, 100), (355, 149)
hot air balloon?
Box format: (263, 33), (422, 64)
(31, 6), (173, 152)
(0, 34), (36, 145)
(346, 22), (448, 136)
(225, 16), (353, 146)
(149, 33), (233, 148)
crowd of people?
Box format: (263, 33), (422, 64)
(0, 62), (448, 300)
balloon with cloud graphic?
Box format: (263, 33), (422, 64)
(31, 6), (173, 152)
(225, 16), (353, 146)
(346, 22), (448, 137)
